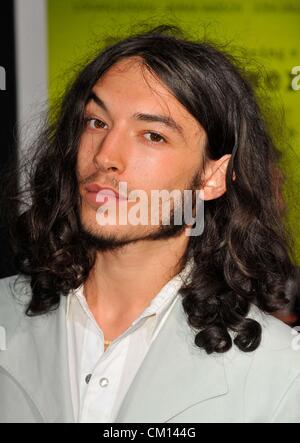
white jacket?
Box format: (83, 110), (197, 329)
(0, 274), (300, 423)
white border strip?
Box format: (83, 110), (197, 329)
(14, 0), (48, 158)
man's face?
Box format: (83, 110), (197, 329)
(76, 56), (206, 248)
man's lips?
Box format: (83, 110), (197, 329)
(83, 183), (128, 205)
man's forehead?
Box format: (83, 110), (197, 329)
(94, 56), (171, 99)
(102, 56), (145, 75)
(90, 57), (204, 138)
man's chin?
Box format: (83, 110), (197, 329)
(78, 220), (186, 252)
(79, 224), (136, 252)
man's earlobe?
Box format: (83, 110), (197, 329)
(200, 154), (231, 201)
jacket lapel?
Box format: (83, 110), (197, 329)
(0, 277), (74, 423)
(115, 295), (229, 423)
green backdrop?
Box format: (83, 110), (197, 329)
(48, 0), (300, 261)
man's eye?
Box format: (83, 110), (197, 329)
(144, 132), (166, 143)
(85, 118), (108, 130)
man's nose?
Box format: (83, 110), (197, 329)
(92, 127), (127, 174)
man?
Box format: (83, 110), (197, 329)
(1, 25), (300, 423)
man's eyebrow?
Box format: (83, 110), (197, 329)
(86, 91), (184, 135)
(133, 113), (183, 135)
(86, 91), (109, 112)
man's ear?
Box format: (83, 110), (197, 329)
(199, 154), (232, 201)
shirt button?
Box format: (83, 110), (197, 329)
(85, 374), (92, 384)
(99, 377), (109, 388)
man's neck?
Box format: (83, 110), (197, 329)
(83, 232), (190, 339)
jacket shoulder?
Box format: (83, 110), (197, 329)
(251, 305), (299, 352)
(221, 306), (300, 421)
(224, 305), (300, 388)
(0, 273), (32, 303)
(245, 308), (300, 421)
(0, 274), (32, 334)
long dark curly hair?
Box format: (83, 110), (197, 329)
(3, 25), (295, 354)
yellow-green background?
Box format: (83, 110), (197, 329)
(48, 0), (300, 261)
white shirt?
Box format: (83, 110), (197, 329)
(66, 259), (194, 423)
